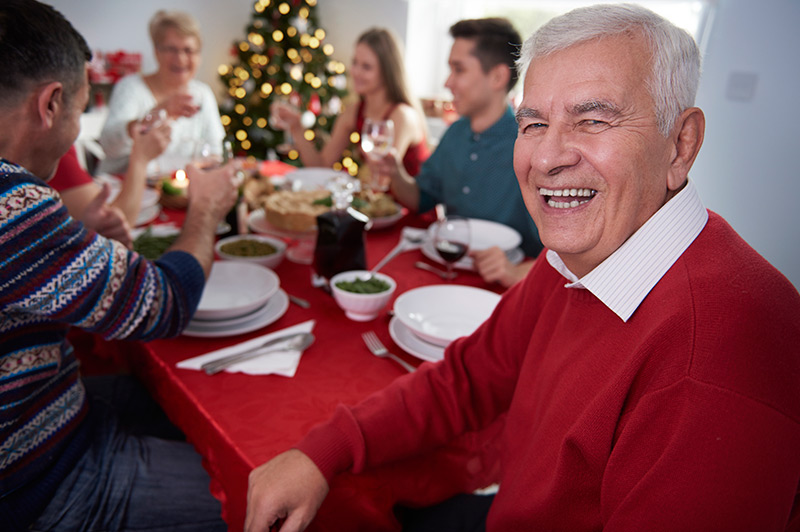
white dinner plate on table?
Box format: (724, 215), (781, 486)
(389, 316), (445, 363)
(286, 167), (350, 191)
(183, 290), (289, 337)
(393, 284), (501, 347)
(135, 203), (162, 227)
(422, 218), (523, 270)
(98, 173), (160, 209)
(194, 261), (280, 321)
(367, 208), (407, 230)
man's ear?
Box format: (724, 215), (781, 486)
(35, 81), (64, 129)
(667, 107), (705, 191)
(489, 63), (511, 92)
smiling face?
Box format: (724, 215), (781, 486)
(514, 32), (681, 277)
(444, 38), (495, 118)
(154, 27), (200, 87)
(350, 42), (384, 96)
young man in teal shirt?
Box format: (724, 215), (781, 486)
(378, 18), (541, 287)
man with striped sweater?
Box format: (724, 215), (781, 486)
(0, 1), (239, 530)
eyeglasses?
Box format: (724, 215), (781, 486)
(157, 46), (199, 57)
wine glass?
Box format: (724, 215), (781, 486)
(270, 98), (296, 155)
(361, 118), (395, 191)
(433, 215), (470, 281)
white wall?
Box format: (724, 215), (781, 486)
(693, 0), (800, 288)
(48, 0), (800, 287)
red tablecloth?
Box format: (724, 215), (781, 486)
(87, 204), (507, 531)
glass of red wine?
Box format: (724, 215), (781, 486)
(433, 215), (470, 281)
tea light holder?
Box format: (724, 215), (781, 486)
(158, 169), (190, 209)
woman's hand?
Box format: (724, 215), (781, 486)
(270, 100), (302, 132)
(156, 92), (200, 120)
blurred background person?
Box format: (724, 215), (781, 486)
(375, 18), (542, 287)
(98, 9), (225, 176)
(271, 27), (429, 180)
(51, 121), (172, 247)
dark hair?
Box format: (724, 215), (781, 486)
(449, 17), (521, 93)
(0, 0), (91, 108)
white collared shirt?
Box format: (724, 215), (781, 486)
(546, 180), (708, 322)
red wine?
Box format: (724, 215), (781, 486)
(436, 240), (468, 263)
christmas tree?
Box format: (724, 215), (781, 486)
(218, 0), (355, 172)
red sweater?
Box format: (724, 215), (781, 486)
(298, 212), (800, 531)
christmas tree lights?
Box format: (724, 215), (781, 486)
(218, 0), (354, 172)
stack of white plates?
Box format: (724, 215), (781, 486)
(421, 218), (524, 270)
(390, 285), (501, 362)
(183, 261), (289, 337)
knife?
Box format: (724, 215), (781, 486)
(201, 332), (314, 375)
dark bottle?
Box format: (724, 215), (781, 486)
(220, 139), (244, 239)
(313, 176), (369, 280)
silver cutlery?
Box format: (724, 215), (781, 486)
(288, 294), (310, 308)
(369, 228), (426, 275)
(362, 331), (416, 373)
(202, 332), (314, 375)
(414, 261), (455, 280)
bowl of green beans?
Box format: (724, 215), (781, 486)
(214, 234), (286, 270)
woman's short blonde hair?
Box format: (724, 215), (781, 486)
(148, 10), (202, 48)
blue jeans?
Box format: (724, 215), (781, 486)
(30, 376), (226, 532)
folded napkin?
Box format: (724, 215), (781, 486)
(176, 320), (315, 377)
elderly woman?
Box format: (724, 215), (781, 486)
(99, 10), (225, 176)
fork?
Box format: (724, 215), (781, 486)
(361, 331), (417, 373)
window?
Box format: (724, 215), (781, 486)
(405, 0), (716, 100)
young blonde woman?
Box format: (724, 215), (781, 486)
(99, 10), (225, 176)
(272, 28), (429, 176)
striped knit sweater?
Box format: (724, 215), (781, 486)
(0, 159), (206, 524)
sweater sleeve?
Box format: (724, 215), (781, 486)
(0, 177), (203, 340)
(601, 377), (800, 531)
(296, 264), (550, 482)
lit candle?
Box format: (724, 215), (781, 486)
(162, 169), (189, 196)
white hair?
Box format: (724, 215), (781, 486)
(517, 3), (701, 136)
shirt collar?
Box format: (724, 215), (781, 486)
(546, 179), (708, 322)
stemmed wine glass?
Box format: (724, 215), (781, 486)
(270, 98), (296, 155)
(433, 215), (470, 281)
(361, 118), (395, 192)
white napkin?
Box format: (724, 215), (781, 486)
(176, 320), (315, 377)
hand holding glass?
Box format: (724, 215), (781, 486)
(361, 118), (395, 192)
(433, 215), (470, 280)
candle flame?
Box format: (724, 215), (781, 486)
(175, 169), (187, 182)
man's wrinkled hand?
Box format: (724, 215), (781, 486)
(245, 450), (329, 532)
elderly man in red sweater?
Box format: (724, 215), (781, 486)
(244, 4), (800, 532)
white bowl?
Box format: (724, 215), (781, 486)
(195, 262), (280, 321)
(215, 234), (286, 270)
(330, 270), (396, 321)
(393, 284), (501, 347)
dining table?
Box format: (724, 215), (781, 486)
(76, 173), (512, 531)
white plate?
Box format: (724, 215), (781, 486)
(194, 261), (280, 321)
(183, 290), (289, 337)
(367, 208), (407, 230)
(97, 173), (160, 209)
(389, 316), (444, 363)
(393, 284), (501, 347)
(135, 203), (161, 226)
(248, 208), (317, 237)
(286, 167), (350, 191)
(426, 218), (521, 252)
(421, 242), (524, 271)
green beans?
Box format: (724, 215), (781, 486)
(219, 239), (277, 257)
(334, 277), (390, 294)
(133, 228), (178, 259)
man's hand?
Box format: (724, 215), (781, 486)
(245, 450), (330, 532)
(185, 160), (240, 221)
(82, 182), (132, 248)
(472, 247), (534, 288)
